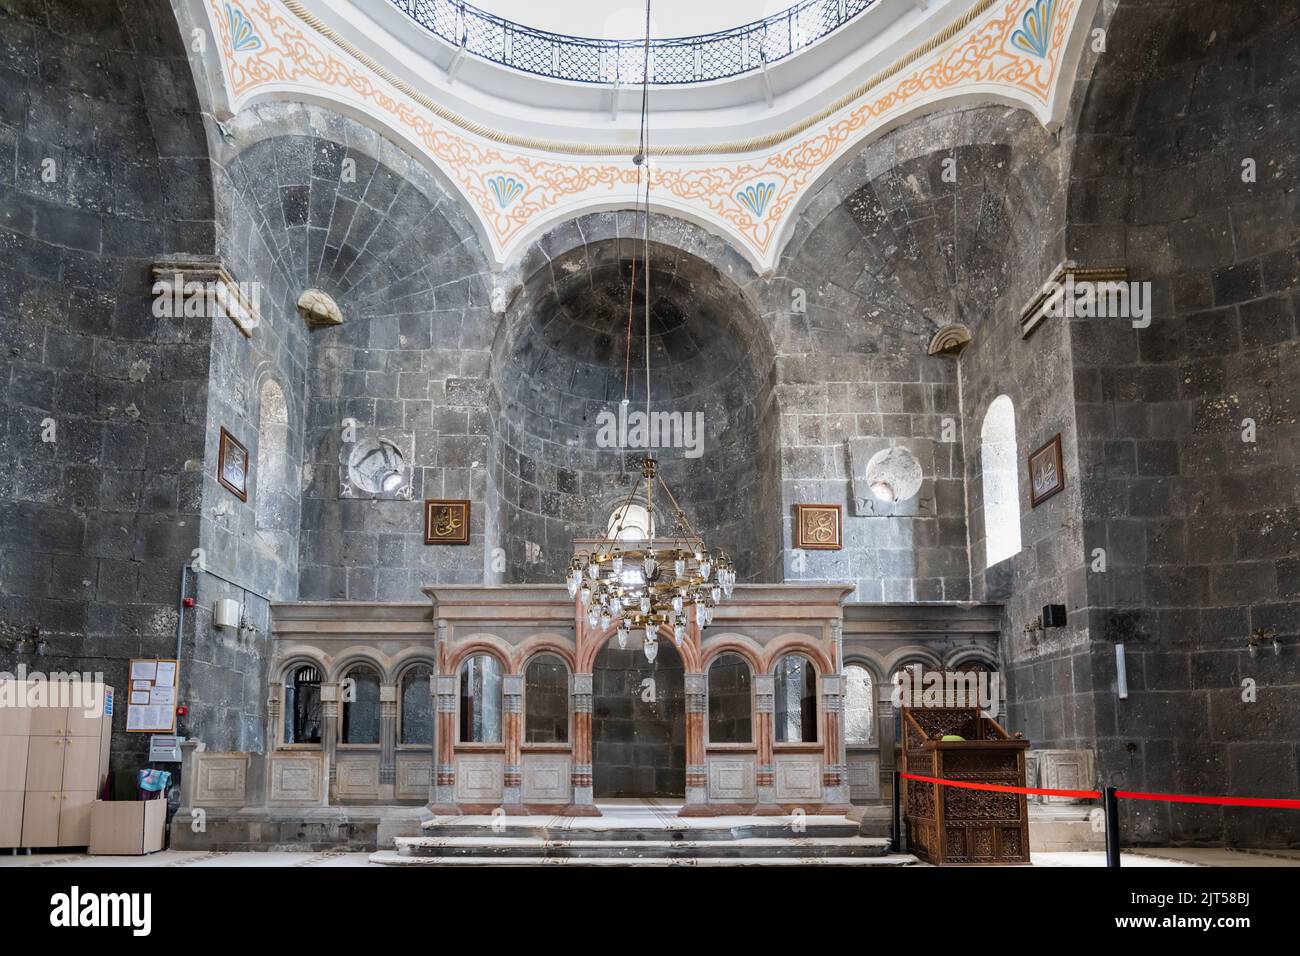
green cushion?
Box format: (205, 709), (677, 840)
(940, 734), (965, 741)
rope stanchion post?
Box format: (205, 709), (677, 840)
(1104, 785), (1121, 868)
(891, 769), (902, 852)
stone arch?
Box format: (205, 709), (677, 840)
(213, 97), (497, 278)
(328, 648), (391, 684)
(700, 634), (764, 673)
(578, 624), (702, 673)
(390, 648), (438, 679)
(881, 647), (944, 676)
(591, 629), (686, 798)
(759, 634), (833, 674)
(842, 653), (886, 686)
(514, 636), (579, 673)
(217, 108), (493, 309)
(944, 647), (999, 671)
(487, 215), (782, 585)
(447, 637), (514, 674)
(274, 651), (330, 688)
(771, 104), (1065, 348)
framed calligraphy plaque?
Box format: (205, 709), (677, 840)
(795, 503), (842, 550)
(424, 499), (471, 545)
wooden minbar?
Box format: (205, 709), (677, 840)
(900, 707), (1030, 865)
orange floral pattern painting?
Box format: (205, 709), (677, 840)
(205, 0), (1085, 270)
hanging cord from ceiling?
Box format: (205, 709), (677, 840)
(624, 0), (654, 411)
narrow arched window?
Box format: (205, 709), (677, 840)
(255, 378), (291, 537)
(707, 653), (752, 743)
(283, 664), (321, 745)
(524, 654), (569, 743)
(773, 653), (817, 743)
(399, 664), (433, 745)
(844, 664), (874, 745)
(340, 664), (381, 744)
(459, 654), (503, 743)
(981, 395), (1021, 567)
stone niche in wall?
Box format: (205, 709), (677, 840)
(339, 429), (415, 500)
(847, 438), (935, 518)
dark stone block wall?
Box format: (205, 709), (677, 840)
(1064, 0), (1300, 845)
(209, 105), (496, 604)
(944, 108), (1093, 754)
(0, 0), (214, 766)
(489, 219), (777, 582)
(755, 110), (1028, 602)
(592, 640), (686, 797)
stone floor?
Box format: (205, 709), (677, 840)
(4, 799), (1295, 867)
(2, 847), (1295, 866)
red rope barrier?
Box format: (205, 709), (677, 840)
(899, 772), (1300, 809)
(1114, 790), (1300, 809)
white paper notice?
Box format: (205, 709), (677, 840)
(126, 706), (149, 730)
(132, 679), (151, 691)
(150, 686), (175, 706)
(130, 660), (157, 682)
(130, 691), (150, 705)
(154, 662), (177, 687)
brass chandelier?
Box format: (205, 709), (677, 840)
(566, 458), (736, 661)
(563, 0), (735, 661)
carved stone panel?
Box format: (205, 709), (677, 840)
(521, 754), (571, 803)
(396, 754), (432, 800)
(268, 752), (326, 806)
(773, 754), (823, 801)
(335, 752), (382, 800)
(192, 754), (248, 807)
(1036, 749), (1096, 804)
(847, 751), (880, 802)
(847, 437), (936, 517)
(707, 754), (757, 802)
(454, 753), (504, 803)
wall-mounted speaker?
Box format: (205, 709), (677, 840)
(1042, 604), (1067, 628)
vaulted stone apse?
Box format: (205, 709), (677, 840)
(488, 228), (780, 583)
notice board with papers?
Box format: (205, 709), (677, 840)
(125, 658), (179, 733)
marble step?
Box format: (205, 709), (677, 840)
(393, 834), (892, 859)
(418, 822), (866, 841)
(371, 849), (917, 867)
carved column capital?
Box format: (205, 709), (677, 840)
(503, 674), (524, 713)
(435, 675), (458, 712)
(571, 673), (593, 713)
(684, 672), (707, 714)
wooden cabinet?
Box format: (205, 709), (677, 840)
(0, 791), (23, 846)
(29, 706), (70, 737)
(24, 736), (65, 791)
(59, 790), (96, 845)
(62, 736), (103, 792)
(0, 735), (29, 787)
(0, 681), (114, 849)
(21, 792), (62, 847)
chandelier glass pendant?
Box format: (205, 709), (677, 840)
(563, 0), (735, 661)
(566, 458), (737, 661)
